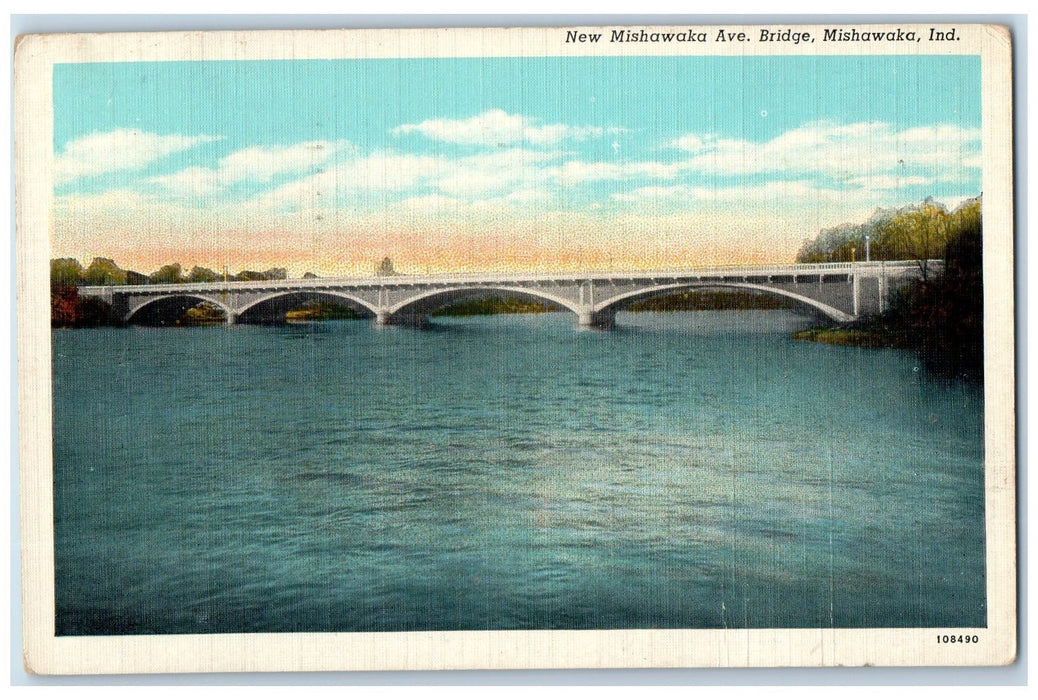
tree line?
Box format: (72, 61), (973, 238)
(796, 197), (980, 279)
(50, 258), (294, 289)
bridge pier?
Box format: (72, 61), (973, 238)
(879, 272), (887, 313)
(577, 308), (615, 330)
(375, 311), (430, 328)
(226, 311), (237, 326)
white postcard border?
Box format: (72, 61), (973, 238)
(15, 23), (1017, 674)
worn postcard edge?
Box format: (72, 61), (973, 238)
(14, 24), (1017, 674)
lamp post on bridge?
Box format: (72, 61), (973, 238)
(865, 234), (871, 262)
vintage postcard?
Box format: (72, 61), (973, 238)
(15, 23), (1015, 674)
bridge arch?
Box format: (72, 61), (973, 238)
(125, 294), (234, 325)
(386, 285), (582, 317)
(236, 289), (379, 321)
(594, 282), (855, 323)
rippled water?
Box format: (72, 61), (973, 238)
(51, 311), (985, 634)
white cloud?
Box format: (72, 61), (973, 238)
(550, 159), (684, 186)
(54, 119), (981, 272)
(667, 133), (717, 153)
(612, 180), (874, 208)
(251, 151), (447, 210)
(436, 169), (517, 196)
(393, 194), (464, 215)
(845, 174), (933, 190)
(78, 120), (980, 225)
(148, 140), (350, 197)
(604, 179), (975, 239)
(452, 148), (560, 170)
(55, 129), (221, 184)
(523, 123), (611, 146)
(504, 188), (554, 205)
(435, 148), (558, 195)
(391, 109), (621, 146)
(146, 167), (221, 197)
(320, 151), (445, 192)
(217, 141), (346, 182)
(252, 146), (564, 209)
(667, 121), (981, 180)
(54, 188), (162, 214)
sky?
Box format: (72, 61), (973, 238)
(51, 55), (982, 276)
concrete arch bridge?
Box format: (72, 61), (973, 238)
(79, 261), (931, 329)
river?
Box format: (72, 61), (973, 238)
(51, 310), (986, 634)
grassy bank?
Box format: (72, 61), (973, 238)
(791, 326), (911, 349)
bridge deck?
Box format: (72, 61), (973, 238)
(79, 261), (926, 296)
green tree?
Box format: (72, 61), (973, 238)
(186, 266), (219, 283)
(85, 257), (127, 286)
(150, 263), (184, 285)
(50, 258), (85, 290)
(888, 199), (949, 280)
(234, 268), (288, 281)
(947, 197), (982, 255)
